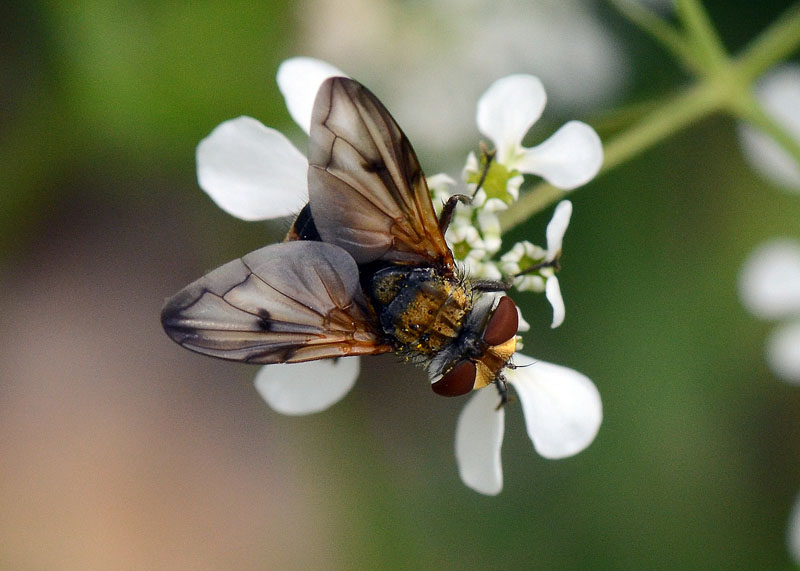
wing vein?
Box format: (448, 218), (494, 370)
(240, 259), (330, 319)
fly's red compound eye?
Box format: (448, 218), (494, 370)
(432, 360), (476, 397)
(482, 296), (519, 346)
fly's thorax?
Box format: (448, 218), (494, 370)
(367, 265), (472, 356)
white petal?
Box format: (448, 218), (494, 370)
(476, 75), (546, 163)
(766, 321), (800, 385)
(738, 126), (800, 190)
(738, 239), (800, 319)
(546, 276), (566, 328)
(253, 358), (359, 416)
(277, 57), (347, 134)
(517, 121), (603, 189)
(196, 116), (308, 221)
(455, 387), (505, 495)
(508, 354), (602, 459)
(737, 64), (800, 191)
(788, 492), (800, 565)
(425, 172), (457, 191)
(516, 307), (531, 333)
(473, 260), (504, 281)
(546, 200), (572, 257)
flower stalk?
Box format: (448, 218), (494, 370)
(501, 0), (800, 234)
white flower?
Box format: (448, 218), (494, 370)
(516, 308), (531, 334)
(427, 173), (458, 217)
(476, 209), (503, 255)
(455, 354), (602, 495)
(447, 224), (492, 276)
(463, 151), (523, 210)
(196, 117), (309, 220)
(500, 201), (572, 328)
(501, 242), (547, 291)
(543, 200), (572, 328)
(254, 358), (359, 415)
(276, 57), (346, 135)
(195, 58), (345, 221)
(430, 168), (504, 276)
(477, 75), (603, 190)
(738, 238), (800, 384)
(737, 64), (800, 192)
(740, 239), (800, 564)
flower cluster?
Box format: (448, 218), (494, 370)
(194, 57), (603, 495)
(736, 64), (800, 385)
(739, 239), (800, 385)
(735, 63), (800, 562)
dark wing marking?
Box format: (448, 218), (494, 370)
(161, 241), (391, 363)
(307, 77), (455, 270)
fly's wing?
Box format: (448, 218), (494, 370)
(307, 77), (455, 270)
(161, 241), (392, 363)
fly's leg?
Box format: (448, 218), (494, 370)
(472, 258), (561, 292)
(437, 144), (496, 233)
(494, 377), (510, 409)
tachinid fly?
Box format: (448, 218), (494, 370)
(161, 77), (520, 398)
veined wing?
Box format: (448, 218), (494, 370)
(307, 77), (454, 270)
(161, 241), (392, 363)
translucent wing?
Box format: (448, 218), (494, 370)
(161, 241), (392, 363)
(307, 77), (455, 270)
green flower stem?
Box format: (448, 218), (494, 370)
(705, 2), (800, 165)
(500, 80), (723, 233)
(500, 3), (800, 235)
(677, 0), (729, 71)
(734, 3), (800, 81)
(498, 182), (563, 233)
(609, 0), (702, 75)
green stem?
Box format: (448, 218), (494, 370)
(601, 81), (723, 171)
(498, 183), (564, 233)
(676, 0), (729, 71)
(500, 2), (800, 234)
(500, 80), (724, 233)
(733, 3), (800, 81)
(609, 0), (703, 75)
(725, 2), (800, 169)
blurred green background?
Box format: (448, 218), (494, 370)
(2, 1), (800, 569)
